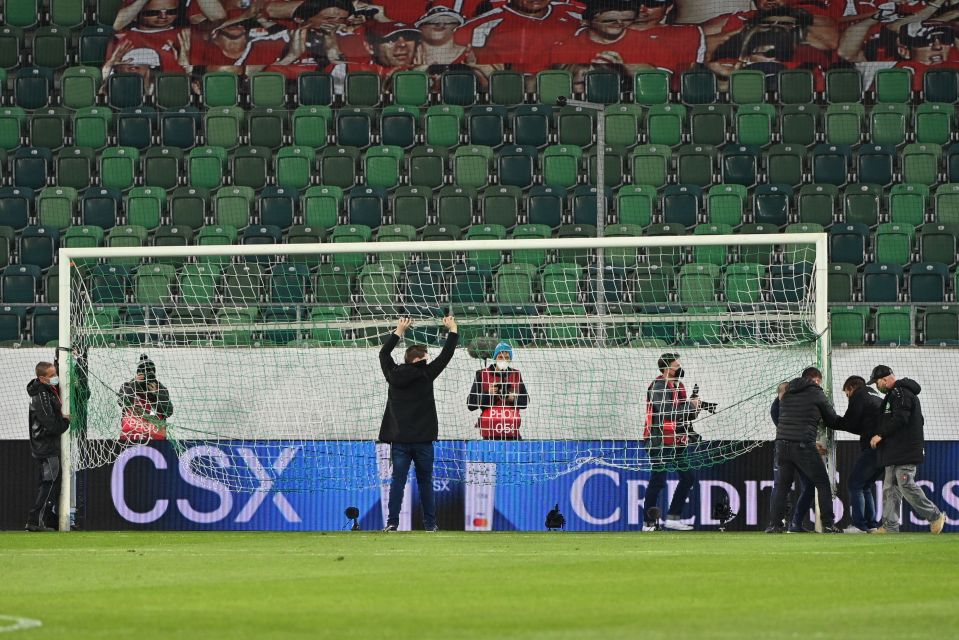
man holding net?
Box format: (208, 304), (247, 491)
(379, 315), (459, 532)
(642, 353), (703, 532)
(26, 361), (70, 532)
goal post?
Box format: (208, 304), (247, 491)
(57, 232), (829, 530)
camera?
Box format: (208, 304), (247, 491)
(555, 95), (567, 107)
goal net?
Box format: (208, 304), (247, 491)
(60, 232), (827, 493)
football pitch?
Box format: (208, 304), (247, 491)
(0, 532), (955, 639)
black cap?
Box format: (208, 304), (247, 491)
(137, 354), (157, 381)
(867, 365), (893, 385)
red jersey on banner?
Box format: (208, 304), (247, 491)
(188, 29), (287, 67)
(896, 48), (959, 89)
(460, 2), (581, 72)
(106, 27), (184, 71)
(550, 25), (705, 72)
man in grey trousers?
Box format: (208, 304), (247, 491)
(868, 365), (946, 534)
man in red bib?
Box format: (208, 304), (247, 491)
(118, 355), (174, 443)
(468, 342), (529, 440)
(642, 353), (701, 532)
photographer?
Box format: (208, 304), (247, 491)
(118, 355), (174, 443)
(642, 353), (710, 531)
(467, 341), (529, 440)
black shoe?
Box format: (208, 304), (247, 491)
(821, 525), (843, 534)
(425, 525), (438, 533)
(25, 523), (56, 532)
(382, 524), (398, 532)
(765, 526), (785, 533)
(787, 524), (811, 533)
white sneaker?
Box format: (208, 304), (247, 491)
(642, 523), (659, 532)
(842, 525), (867, 534)
(663, 519), (694, 531)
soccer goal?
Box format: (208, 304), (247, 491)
(57, 232), (830, 530)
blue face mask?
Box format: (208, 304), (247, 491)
(48, 376), (60, 386)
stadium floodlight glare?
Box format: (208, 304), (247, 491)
(56, 233), (829, 532)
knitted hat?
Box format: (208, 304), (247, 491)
(492, 342), (513, 360)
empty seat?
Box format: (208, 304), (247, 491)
(908, 262), (949, 302)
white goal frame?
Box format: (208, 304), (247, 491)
(56, 232), (830, 531)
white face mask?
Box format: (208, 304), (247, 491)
(47, 376), (60, 386)
(495, 360), (510, 370)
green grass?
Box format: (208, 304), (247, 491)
(0, 532), (955, 639)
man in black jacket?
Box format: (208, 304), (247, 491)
(379, 315), (459, 532)
(766, 366), (844, 533)
(26, 361), (71, 532)
(868, 365), (946, 534)
(838, 376), (884, 533)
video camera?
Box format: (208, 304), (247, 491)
(691, 384), (718, 414)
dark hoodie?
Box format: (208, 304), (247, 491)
(378, 330), (459, 443)
(775, 376), (843, 442)
(875, 378), (925, 467)
(839, 385), (883, 450)
(27, 379), (70, 459)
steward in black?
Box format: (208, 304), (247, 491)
(841, 384), (883, 449)
(776, 376), (843, 441)
(874, 378), (925, 467)
(26, 363), (70, 531)
(378, 329), (459, 443)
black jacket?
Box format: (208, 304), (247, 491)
(839, 386), (883, 450)
(467, 365), (529, 411)
(875, 378), (925, 467)
(776, 377), (842, 442)
(378, 330), (459, 443)
(27, 379), (70, 459)
(118, 378), (174, 419)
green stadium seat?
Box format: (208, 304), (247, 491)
(275, 146), (314, 190)
(176, 263), (217, 306)
(831, 305), (870, 346)
(825, 103), (865, 146)
(510, 223), (552, 268)
(571, 184), (612, 226)
(825, 68), (862, 104)
(692, 223), (733, 266)
(335, 108), (373, 148)
(268, 262), (310, 305)
(662, 184), (701, 228)
(796, 183), (837, 226)
(875, 306), (912, 345)
(586, 146), (624, 188)
(0, 304), (24, 341)
(154, 72), (192, 110)
(676, 144), (715, 188)
(0, 107), (25, 152)
(106, 225), (148, 266)
(125, 187), (165, 230)
(465, 223), (507, 274)
(730, 70), (766, 105)
(196, 225), (239, 266)
(777, 69), (815, 105)
(556, 223), (597, 266)
(680, 69), (717, 105)
(584, 69), (621, 105)
(615, 184), (654, 227)
(646, 103), (686, 147)
(542, 145), (583, 190)
(316, 146), (356, 189)
(91, 263), (132, 304)
(37, 186), (77, 230)
(869, 104), (908, 146)
(493, 262), (537, 310)
(736, 223), (777, 265)
(170, 186), (209, 229)
(374, 224), (416, 266)
(605, 103), (643, 149)
(481, 185), (521, 228)
(32, 26), (68, 70)
(286, 224), (325, 269)
(31, 304), (59, 344)
(830, 222), (869, 265)
(643, 222), (685, 267)
(2, 264), (40, 303)
(488, 71), (525, 107)
(440, 69), (478, 107)
(15, 68), (53, 110)
(19, 226), (58, 270)
(453, 145), (493, 189)
(827, 262), (857, 303)
(780, 103), (819, 147)
(448, 262), (486, 305)
(467, 105), (507, 148)
(391, 186), (429, 228)
(753, 184), (792, 227)
(106, 72), (144, 110)
(54, 147), (94, 191)
(78, 24), (112, 67)
(706, 184), (746, 227)
(142, 147), (182, 190)
(856, 145), (895, 187)
(231, 146), (270, 191)
(902, 143), (942, 186)
(923, 305), (959, 345)
(540, 262), (582, 306)
(0, 187), (32, 230)
(689, 104), (730, 147)
(874, 223), (913, 266)
(204, 107), (243, 150)
(874, 68), (912, 104)
(221, 262), (266, 305)
(811, 144), (851, 186)
(633, 69), (670, 105)
(915, 102), (954, 145)
(0, 225), (13, 269)
(344, 72), (380, 107)
(918, 222), (957, 265)
(297, 72), (333, 106)
(159, 107), (200, 150)
(380, 106), (418, 149)
(28, 108), (69, 151)
(0, 26), (23, 70)
(257, 186), (296, 229)
(556, 106), (595, 148)
(720, 145), (758, 187)
(536, 69), (572, 105)
(13, 147), (53, 189)
(330, 224), (372, 271)
(908, 261), (949, 302)
(842, 183), (882, 227)
(736, 103), (775, 146)
(362, 145), (402, 190)
(116, 107), (156, 151)
(678, 263), (719, 305)
(630, 145), (669, 189)
(241, 225), (283, 257)
(421, 223), (462, 266)
(925, 69), (958, 103)
(863, 262), (903, 302)
(436, 185), (475, 227)
(725, 262), (764, 306)
(390, 69), (428, 107)
(61, 67), (101, 110)
(303, 185), (343, 229)
(247, 108), (286, 150)
(527, 185), (564, 228)
(134, 264), (176, 306)
(407, 145), (447, 190)
(213, 186), (254, 229)
(934, 183), (959, 225)
(248, 72), (286, 108)
(425, 105), (463, 147)
(511, 104), (552, 149)
(291, 105), (332, 149)
(769, 262), (812, 304)
(403, 260), (445, 309)
(888, 183), (928, 227)
(187, 146), (226, 190)
(202, 72), (239, 108)
(346, 186), (386, 228)
(357, 262), (401, 312)
(496, 145), (536, 190)
(948, 144), (959, 182)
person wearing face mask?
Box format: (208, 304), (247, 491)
(868, 365), (946, 534)
(118, 355), (174, 443)
(467, 342), (529, 440)
(642, 353), (701, 532)
(26, 361), (71, 532)
(379, 315), (459, 532)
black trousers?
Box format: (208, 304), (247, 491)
(27, 455), (60, 529)
(768, 440), (834, 528)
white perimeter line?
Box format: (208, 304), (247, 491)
(0, 616), (42, 634)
